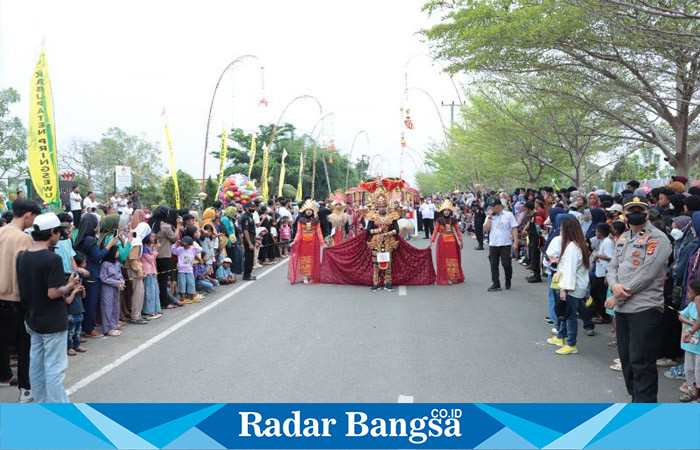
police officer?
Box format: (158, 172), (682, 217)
(606, 195), (671, 403)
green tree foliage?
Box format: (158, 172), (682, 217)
(60, 127), (164, 196)
(163, 170), (198, 210)
(215, 123), (364, 201)
(203, 176), (218, 208)
(422, 0), (700, 177)
(0, 88), (28, 192)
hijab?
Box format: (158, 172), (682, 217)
(74, 213), (99, 251)
(132, 222), (152, 256)
(542, 207), (565, 253)
(104, 245), (119, 264)
(128, 209), (146, 230)
(585, 208), (606, 240)
(98, 214), (120, 249)
(588, 192), (601, 209)
(224, 206), (237, 219)
(149, 206), (169, 234)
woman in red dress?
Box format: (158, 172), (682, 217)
(431, 200), (465, 285)
(288, 200), (325, 284)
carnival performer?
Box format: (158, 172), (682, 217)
(327, 201), (351, 246)
(366, 194), (401, 292)
(287, 200), (325, 284)
(431, 200), (465, 285)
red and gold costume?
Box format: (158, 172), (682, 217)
(327, 202), (351, 247)
(366, 195), (401, 287)
(431, 200), (465, 285)
(287, 201), (325, 284)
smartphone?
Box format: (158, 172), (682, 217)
(132, 232), (137, 238)
(113, 230), (118, 237)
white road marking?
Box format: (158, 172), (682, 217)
(398, 285), (407, 296)
(398, 394), (414, 403)
(66, 260), (289, 396)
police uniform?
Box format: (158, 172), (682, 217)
(606, 196), (671, 403)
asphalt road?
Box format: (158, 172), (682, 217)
(0, 235), (681, 403)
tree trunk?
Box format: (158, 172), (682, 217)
(674, 130), (690, 179)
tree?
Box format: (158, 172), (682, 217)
(423, 0), (700, 177)
(216, 123), (366, 200)
(59, 138), (100, 190)
(0, 88), (28, 191)
(203, 176), (218, 208)
(163, 170), (198, 209)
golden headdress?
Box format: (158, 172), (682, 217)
(299, 199), (319, 213)
(437, 199), (456, 212)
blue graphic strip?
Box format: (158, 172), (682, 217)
(1, 403), (698, 449)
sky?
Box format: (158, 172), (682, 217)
(0, 0), (463, 187)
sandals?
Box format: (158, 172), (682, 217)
(67, 349), (77, 356)
(607, 340), (617, 347)
(106, 330), (122, 337)
(76, 346), (87, 353)
(165, 304), (176, 309)
(129, 318), (149, 325)
(679, 391), (699, 403)
(87, 330), (104, 338)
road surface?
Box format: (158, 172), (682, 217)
(0, 235), (681, 403)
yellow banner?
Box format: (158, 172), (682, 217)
(248, 133), (257, 179)
(28, 51), (60, 204)
(261, 143), (270, 200)
(296, 147), (305, 201)
(218, 126), (228, 188)
(162, 111), (180, 209)
(278, 147), (288, 198)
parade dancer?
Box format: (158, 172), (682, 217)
(327, 201), (351, 246)
(288, 200), (325, 284)
(366, 194), (401, 292)
(431, 200), (465, 285)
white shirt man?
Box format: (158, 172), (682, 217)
(483, 197), (519, 291)
(116, 196), (127, 214)
(278, 205), (293, 222)
(69, 190), (82, 212)
(419, 201), (436, 219)
(83, 194), (99, 212)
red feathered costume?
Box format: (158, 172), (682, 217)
(287, 215), (324, 284)
(431, 215), (465, 285)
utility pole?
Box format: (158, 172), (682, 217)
(441, 101), (458, 127)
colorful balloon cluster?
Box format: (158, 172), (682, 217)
(218, 173), (258, 206)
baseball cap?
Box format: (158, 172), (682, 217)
(33, 213), (61, 231)
(606, 204), (624, 214)
(486, 197), (500, 207)
(181, 236), (194, 245)
(622, 195), (650, 211)
(223, 257), (232, 264)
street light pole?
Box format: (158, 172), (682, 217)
(346, 130), (369, 189)
(201, 54), (261, 191)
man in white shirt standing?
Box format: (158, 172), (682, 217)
(419, 198), (436, 239)
(69, 186), (83, 227)
(82, 191), (99, 214)
(277, 198), (293, 222)
(483, 196), (519, 292)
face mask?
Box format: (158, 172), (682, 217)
(670, 228), (684, 241)
(626, 212), (647, 226)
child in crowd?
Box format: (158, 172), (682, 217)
(66, 254), (87, 355)
(141, 236), (162, 320)
(172, 236), (201, 304)
(100, 246), (125, 337)
(280, 217), (291, 257)
(194, 261), (218, 294)
(216, 257), (236, 284)
(679, 279), (700, 402)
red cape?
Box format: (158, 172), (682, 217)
(320, 231), (436, 285)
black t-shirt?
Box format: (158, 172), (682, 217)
(240, 213), (256, 242)
(17, 249), (68, 334)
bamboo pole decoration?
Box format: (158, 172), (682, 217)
(311, 146), (317, 199)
